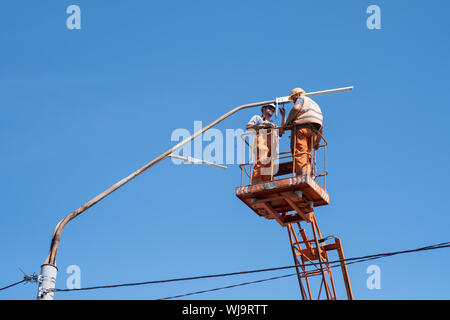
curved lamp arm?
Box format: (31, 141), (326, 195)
(43, 86), (353, 266)
(43, 99), (274, 266)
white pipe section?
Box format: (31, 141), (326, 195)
(306, 86), (354, 97)
(37, 264), (58, 300)
(275, 86), (354, 105)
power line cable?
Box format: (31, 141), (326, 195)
(0, 279), (27, 292)
(0, 272), (39, 292)
(1, 241), (448, 295)
(158, 273), (297, 300)
(50, 241), (450, 294)
(158, 241), (450, 299)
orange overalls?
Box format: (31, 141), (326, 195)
(290, 124), (321, 175)
(289, 96), (323, 176)
(252, 130), (274, 183)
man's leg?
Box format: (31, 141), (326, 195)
(259, 132), (272, 182)
(252, 133), (272, 183)
(293, 128), (313, 175)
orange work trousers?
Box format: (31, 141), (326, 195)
(252, 132), (273, 183)
(290, 127), (317, 175)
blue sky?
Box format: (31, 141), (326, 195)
(1, 0), (449, 300)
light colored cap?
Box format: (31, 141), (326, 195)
(262, 103), (276, 111)
(289, 88), (306, 101)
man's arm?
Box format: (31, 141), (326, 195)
(284, 97), (305, 127)
(280, 97), (305, 135)
(246, 115), (275, 131)
(246, 122), (264, 130)
(279, 107), (286, 136)
(246, 122), (275, 130)
(280, 107), (286, 127)
(284, 107), (299, 127)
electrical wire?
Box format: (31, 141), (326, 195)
(0, 279), (27, 292)
(52, 265), (297, 293)
(50, 241), (450, 294)
(1, 241), (448, 296)
(0, 273), (39, 293)
(158, 273), (297, 300)
(158, 241), (450, 300)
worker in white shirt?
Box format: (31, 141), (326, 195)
(247, 104), (285, 183)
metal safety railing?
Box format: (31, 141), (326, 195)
(239, 126), (328, 190)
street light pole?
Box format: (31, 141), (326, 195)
(37, 86), (353, 300)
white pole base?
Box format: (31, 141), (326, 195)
(37, 264), (58, 300)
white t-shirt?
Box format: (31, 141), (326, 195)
(247, 115), (274, 127)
